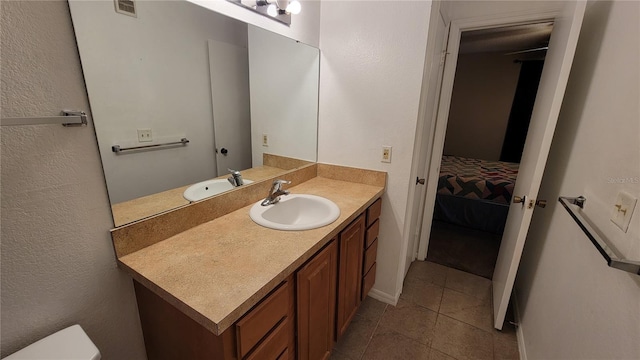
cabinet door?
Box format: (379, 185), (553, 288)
(297, 240), (337, 360)
(336, 215), (365, 338)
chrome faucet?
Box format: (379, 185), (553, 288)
(261, 179), (291, 206)
(227, 169), (244, 187)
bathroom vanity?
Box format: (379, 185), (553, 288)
(111, 163), (385, 360)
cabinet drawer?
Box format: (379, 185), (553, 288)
(365, 219), (379, 248)
(361, 263), (376, 301)
(246, 319), (290, 360)
(363, 239), (377, 275)
(366, 198), (382, 227)
(236, 281), (290, 358)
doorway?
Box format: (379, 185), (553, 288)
(426, 23), (551, 279)
(407, 0), (586, 329)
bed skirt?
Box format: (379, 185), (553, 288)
(433, 194), (509, 234)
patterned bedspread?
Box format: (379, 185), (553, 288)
(437, 156), (519, 204)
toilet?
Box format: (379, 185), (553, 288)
(3, 325), (100, 360)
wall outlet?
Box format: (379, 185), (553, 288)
(262, 134), (269, 147)
(611, 191), (637, 233)
(381, 146), (392, 163)
(137, 128), (152, 143)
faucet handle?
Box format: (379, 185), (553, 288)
(228, 168), (240, 175)
(272, 179), (291, 191)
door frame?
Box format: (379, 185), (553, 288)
(415, 4), (565, 261)
(398, 0), (450, 284)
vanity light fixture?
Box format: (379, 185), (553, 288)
(245, 0), (301, 16)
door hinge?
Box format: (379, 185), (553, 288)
(440, 51), (448, 66)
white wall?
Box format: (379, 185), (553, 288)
(515, 1), (640, 358)
(443, 52), (522, 161)
(70, 0), (251, 204)
(0, 1), (146, 358)
(318, 1), (431, 302)
(187, 0), (320, 47)
(249, 25), (319, 166)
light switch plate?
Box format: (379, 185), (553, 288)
(611, 191), (637, 233)
(262, 134), (269, 147)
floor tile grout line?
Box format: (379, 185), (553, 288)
(438, 312), (497, 336)
(357, 303), (388, 360)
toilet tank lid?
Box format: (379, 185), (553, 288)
(3, 325), (100, 360)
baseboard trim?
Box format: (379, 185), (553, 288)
(367, 288), (398, 306)
(512, 290), (528, 360)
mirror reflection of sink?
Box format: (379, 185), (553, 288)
(183, 179), (254, 202)
(249, 194), (340, 231)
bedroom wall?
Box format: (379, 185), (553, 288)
(443, 52), (522, 161)
(0, 1), (146, 358)
(515, 1), (640, 358)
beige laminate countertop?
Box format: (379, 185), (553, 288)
(111, 165), (289, 226)
(117, 176), (384, 336)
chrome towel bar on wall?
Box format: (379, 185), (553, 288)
(1, 110), (87, 127)
(559, 196), (640, 275)
(112, 138), (190, 154)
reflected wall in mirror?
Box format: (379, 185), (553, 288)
(69, 0), (319, 227)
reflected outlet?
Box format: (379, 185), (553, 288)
(137, 128), (152, 143)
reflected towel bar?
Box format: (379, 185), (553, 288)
(559, 196), (640, 275)
(1, 110), (87, 127)
(112, 138), (189, 153)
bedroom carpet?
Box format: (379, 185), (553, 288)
(426, 220), (502, 279)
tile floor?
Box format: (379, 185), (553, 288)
(330, 261), (519, 360)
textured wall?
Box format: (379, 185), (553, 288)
(515, 1), (640, 358)
(318, 1), (431, 301)
(0, 1), (146, 358)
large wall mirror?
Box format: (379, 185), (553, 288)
(68, 0), (319, 227)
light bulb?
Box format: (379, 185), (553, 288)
(267, 4), (278, 17)
(286, 0), (301, 14)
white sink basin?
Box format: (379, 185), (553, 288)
(249, 194), (340, 231)
(183, 179), (253, 202)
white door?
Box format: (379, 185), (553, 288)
(492, 1), (586, 329)
(404, 8), (450, 277)
(208, 39), (253, 176)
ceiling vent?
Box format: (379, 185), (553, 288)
(114, 0), (137, 17)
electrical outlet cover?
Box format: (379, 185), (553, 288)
(137, 128), (152, 143)
(382, 146), (392, 163)
(611, 191), (637, 233)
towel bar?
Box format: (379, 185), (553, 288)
(559, 196), (640, 275)
(1, 110), (87, 127)
(112, 138), (189, 153)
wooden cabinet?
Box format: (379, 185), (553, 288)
(134, 198), (382, 360)
(236, 279), (294, 359)
(336, 214), (365, 338)
(134, 276), (294, 360)
(296, 240), (337, 360)
(362, 198), (381, 300)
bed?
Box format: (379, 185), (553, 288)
(434, 155), (519, 234)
